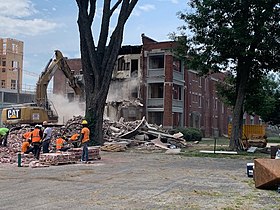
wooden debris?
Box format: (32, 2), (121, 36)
(151, 138), (169, 150)
(199, 150), (238, 154)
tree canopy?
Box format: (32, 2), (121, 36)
(176, 0), (280, 150)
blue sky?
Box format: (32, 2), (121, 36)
(0, 0), (188, 89)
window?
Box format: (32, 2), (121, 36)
(148, 83), (164, 98)
(173, 84), (182, 100)
(2, 60), (6, 72)
(117, 57), (130, 71)
(149, 54), (164, 69)
(12, 43), (18, 53)
(1, 80), (5, 88)
(148, 112), (163, 126)
(2, 43), (6, 55)
(214, 98), (218, 110)
(173, 58), (181, 72)
(199, 95), (202, 107)
(131, 59), (138, 77)
(11, 80), (16, 89)
(12, 61), (19, 69)
(199, 77), (202, 87)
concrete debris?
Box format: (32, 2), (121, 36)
(101, 143), (127, 152)
(29, 160), (49, 168)
(0, 115), (187, 167)
(165, 148), (181, 154)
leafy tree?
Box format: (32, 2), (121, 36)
(176, 0), (279, 150)
(217, 74), (280, 124)
(75, 0), (138, 145)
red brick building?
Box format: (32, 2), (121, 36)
(53, 35), (261, 137)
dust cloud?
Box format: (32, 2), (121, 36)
(107, 78), (139, 102)
(49, 94), (85, 124)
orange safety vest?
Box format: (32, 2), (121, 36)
(56, 138), (64, 150)
(21, 142), (30, 153)
(23, 131), (32, 140)
(70, 133), (79, 141)
(31, 128), (41, 143)
(81, 127), (90, 143)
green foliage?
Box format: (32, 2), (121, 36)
(174, 0), (280, 149)
(173, 127), (202, 141)
(176, 0), (280, 75)
(217, 73), (280, 124)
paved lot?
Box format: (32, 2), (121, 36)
(0, 150), (279, 210)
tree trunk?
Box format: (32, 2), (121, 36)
(75, 0), (138, 145)
(229, 65), (250, 150)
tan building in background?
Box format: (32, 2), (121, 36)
(0, 38), (24, 91)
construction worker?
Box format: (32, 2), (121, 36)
(56, 135), (70, 152)
(69, 133), (79, 148)
(78, 120), (90, 163)
(21, 139), (33, 154)
(31, 124), (43, 160)
(42, 121), (52, 153)
(0, 127), (9, 147)
(22, 128), (34, 154)
(22, 128), (33, 141)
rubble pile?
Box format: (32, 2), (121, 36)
(102, 116), (188, 151)
(0, 116), (187, 166)
(68, 147), (101, 161)
(40, 153), (76, 166)
(0, 128), (32, 164)
(100, 143), (127, 152)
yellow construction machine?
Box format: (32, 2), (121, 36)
(228, 124), (267, 149)
(1, 50), (84, 125)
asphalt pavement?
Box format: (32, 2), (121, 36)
(0, 150), (279, 210)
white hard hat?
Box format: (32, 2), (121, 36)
(35, 124), (42, 128)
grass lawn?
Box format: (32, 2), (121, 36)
(267, 136), (280, 143)
(181, 137), (272, 159)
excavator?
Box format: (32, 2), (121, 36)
(1, 50), (84, 125)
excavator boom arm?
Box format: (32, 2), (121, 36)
(54, 50), (83, 96)
(36, 50), (84, 108)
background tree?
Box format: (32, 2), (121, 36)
(217, 74), (280, 125)
(176, 0), (279, 150)
(75, 0), (138, 145)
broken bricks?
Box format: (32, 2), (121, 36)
(0, 115), (187, 166)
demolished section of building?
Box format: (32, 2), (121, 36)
(52, 34), (262, 137)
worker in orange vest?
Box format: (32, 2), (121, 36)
(22, 129), (33, 141)
(31, 124), (43, 160)
(69, 133), (79, 148)
(56, 135), (70, 152)
(22, 128), (33, 154)
(21, 139), (33, 154)
(78, 120), (90, 163)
